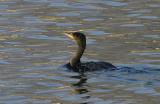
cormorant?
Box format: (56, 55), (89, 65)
(64, 31), (117, 72)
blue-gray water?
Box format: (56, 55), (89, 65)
(0, 0), (160, 104)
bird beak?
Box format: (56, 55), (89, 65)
(64, 31), (74, 40)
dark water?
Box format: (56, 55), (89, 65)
(0, 0), (160, 104)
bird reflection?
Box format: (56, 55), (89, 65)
(72, 77), (88, 94)
(70, 73), (91, 104)
(72, 75), (87, 87)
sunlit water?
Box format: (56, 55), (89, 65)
(0, 0), (160, 104)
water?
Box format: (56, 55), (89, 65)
(0, 0), (160, 104)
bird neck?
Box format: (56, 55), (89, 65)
(70, 46), (85, 68)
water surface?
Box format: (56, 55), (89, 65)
(0, 0), (160, 104)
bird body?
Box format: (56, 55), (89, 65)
(64, 31), (117, 72)
(65, 61), (116, 72)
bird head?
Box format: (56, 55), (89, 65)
(64, 31), (86, 49)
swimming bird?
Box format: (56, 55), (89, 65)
(64, 31), (117, 72)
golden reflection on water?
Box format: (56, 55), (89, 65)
(6, 9), (17, 12)
(38, 16), (65, 21)
(0, 34), (19, 40)
(0, 0), (9, 1)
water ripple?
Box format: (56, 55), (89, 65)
(0, 0), (160, 103)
